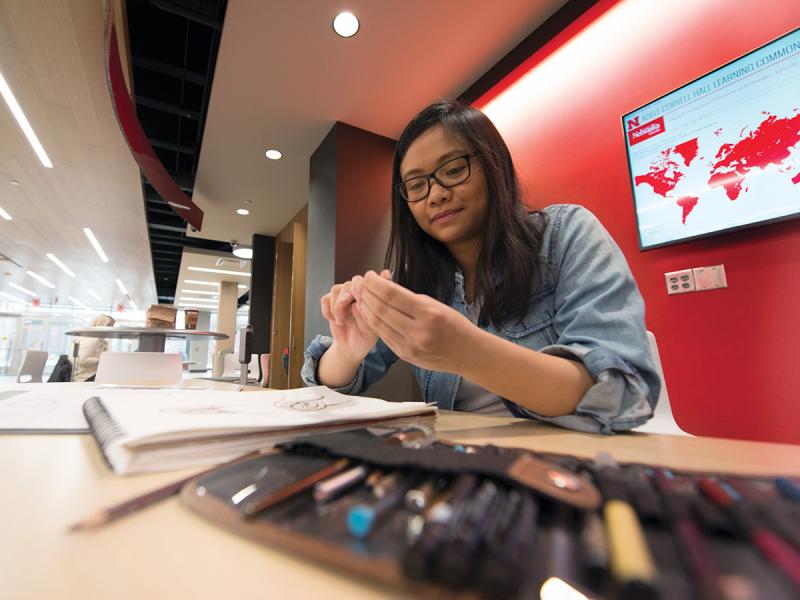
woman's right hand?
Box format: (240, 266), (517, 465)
(320, 278), (378, 363)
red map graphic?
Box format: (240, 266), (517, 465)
(634, 109), (800, 224)
(708, 111), (800, 200)
(633, 137), (699, 197)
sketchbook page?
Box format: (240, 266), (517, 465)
(91, 386), (434, 446)
(0, 383), (94, 432)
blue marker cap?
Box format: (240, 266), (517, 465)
(347, 505), (375, 538)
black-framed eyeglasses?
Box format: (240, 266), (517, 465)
(397, 152), (478, 203)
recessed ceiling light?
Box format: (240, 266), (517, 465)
(0, 70), (53, 168)
(188, 266), (251, 277)
(9, 282), (36, 297)
(46, 253), (76, 277)
(333, 12), (359, 37)
(115, 278), (128, 295)
(9, 180), (20, 186)
(83, 228), (109, 263)
(232, 243), (253, 259)
(236, 208), (250, 215)
(129, 299), (138, 311)
(265, 149), (282, 160)
(0, 206), (11, 221)
(26, 270), (55, 288)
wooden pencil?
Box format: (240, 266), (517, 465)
(69, 450), (262, 532)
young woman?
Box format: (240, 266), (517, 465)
(301, 100), (659, 433)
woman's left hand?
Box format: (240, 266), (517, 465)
(350, 270), (478, 374)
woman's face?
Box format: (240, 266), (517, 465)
(399, 124), (489, 252)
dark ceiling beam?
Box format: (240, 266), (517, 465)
(150, 0), (222, 29)
(147, 206), (185, 218)
(149, 223), (187, 233)
(136, 96), (200, 120)
(131, 56), (206, 85)
(149, 139), (196, 154)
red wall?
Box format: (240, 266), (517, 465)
(475, 0), (800, 443)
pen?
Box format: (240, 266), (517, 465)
(725, 478), (800, 552)
(477, 489), (538, 600)
(652, 469), (731, 600)
(580, 511), (609, 585)
(593, 452), (658, 599)
(405, 476), (438, 512)
(240, 458), (350, 517)
(435, 479), (499, 589)
(698, 477), (800, 590)
(69, 450), (261, 531)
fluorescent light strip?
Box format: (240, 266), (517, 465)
(0, 291), (25, 303)
(179, 289), (219, 296)
(183, 279), (219, 286)
(177, 302), (216, 310)
(188, 266), (251, 277)
(183, 279), (247, 289)
(179, 297), (218, 304)
(115, 278), (128, 295)
(68, 296), (88, 308)
(0, 206), (11, 220)
(0, 70), (53, 168)
(9, 282), (36, 296)
(26, 270), (55, 288)
(83, 228), (109, 263)
(87, 289), (102, 301)
(46, 253), (76, 277)
(129, 299), (138, 310)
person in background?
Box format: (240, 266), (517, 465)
(302, 99), (660, 434)
(70, 314), (115, 382)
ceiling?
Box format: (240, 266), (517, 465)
(189, 0), (569, 243)
(0, 0), (569, 315)
(0, 0), (154, 313)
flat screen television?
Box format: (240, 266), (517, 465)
(622, 27), (800, 250)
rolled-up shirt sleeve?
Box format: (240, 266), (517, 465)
(301, 335), (399, 395)
(509, 205), (660, 434)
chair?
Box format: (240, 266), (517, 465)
(16, 350), (48, 383)
(221, 353), (259, 381)
(633, 331), (691, 436)
(259, 353), (270, 388)
(95, 352), (183, 386)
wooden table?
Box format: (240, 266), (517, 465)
(2, 412), (798, 600)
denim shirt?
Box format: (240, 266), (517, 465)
(302, 204), (660, 434)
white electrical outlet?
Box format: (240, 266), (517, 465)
(693, 264), (727, 291)
(665, 269), (695, 295)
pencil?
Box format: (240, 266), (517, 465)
(69, 450), (261, 532)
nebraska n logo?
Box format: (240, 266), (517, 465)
(627, 117), (640, 131)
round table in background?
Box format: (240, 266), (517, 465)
(65, 327), (229, 352)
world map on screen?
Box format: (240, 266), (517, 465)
(634, 109), (800, 225)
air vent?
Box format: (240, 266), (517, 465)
(215, 257), (247, 269)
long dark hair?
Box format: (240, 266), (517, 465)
(385, 99), (546, 328)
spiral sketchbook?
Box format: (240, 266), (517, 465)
(82, 386), (437, 475)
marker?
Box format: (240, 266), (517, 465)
(347, 472), (420, 538)
(313, 464), (369, 504)
(593, 453), (658, 599)
(402, 474), (477, 581)
(435, 480), (499, 589)
(652, 469), (732, 600)
(699, 477), (800, 590)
